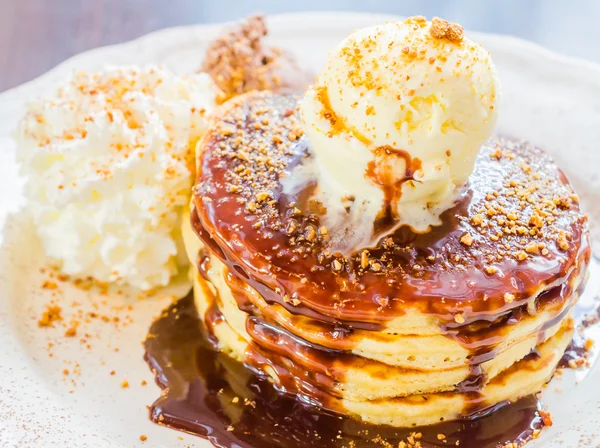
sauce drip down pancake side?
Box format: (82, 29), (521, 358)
(145, 294), (548, 448)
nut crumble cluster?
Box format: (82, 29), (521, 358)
(201, 15), (312, 103)
(429, 16), (464, 42)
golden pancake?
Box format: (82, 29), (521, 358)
(192, 267), (574, 426)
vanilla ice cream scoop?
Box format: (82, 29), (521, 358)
(298, 16), (500, 251)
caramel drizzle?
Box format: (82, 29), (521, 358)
(316, 86), (426, 226)
(314, 86), (371, 145)
(194, 231), (588, 413)
(197, 252), (224, 349)
(144, 295), (551, 448)
(365, 145), (423, 226)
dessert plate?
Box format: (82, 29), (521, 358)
(0, 12), (599, 448)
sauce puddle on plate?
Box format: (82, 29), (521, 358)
(144, 294), (547, 448)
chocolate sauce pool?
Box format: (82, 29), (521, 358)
(144, 295), (547, 448)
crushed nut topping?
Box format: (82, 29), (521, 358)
(454, 313), (465, 324)
(430, 17), (464, 43)
(201, 15), (312, 102)
(460, 232), (474, 246)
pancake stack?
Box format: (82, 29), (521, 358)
(183, 92), (590, 427)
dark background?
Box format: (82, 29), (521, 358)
(1, 0), (599, 92)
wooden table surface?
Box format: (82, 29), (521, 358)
(1, 0), (599, 93)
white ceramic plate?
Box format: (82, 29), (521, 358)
(1, 12), (599, 448)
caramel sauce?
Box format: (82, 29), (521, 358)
(193, 189), (588, 410)
(315, 86), (372, 145)
(193, 206), (588, 343)
(193, 93), (590, 329)
(222, 250), (583, 405)
(245, 317), (340, 405)
(225, 266), (356, 349)
(365, 145), (423, 227)
(192, 213), (383, 331)
(147, 242), (597, 448)
(558, 335), (588, 368)
(145, 295), (548, 448)
(204, 301), (224, 350)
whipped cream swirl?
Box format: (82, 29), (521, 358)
(16, 66), (218, 290)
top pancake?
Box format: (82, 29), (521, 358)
(193, 91), (589, 327)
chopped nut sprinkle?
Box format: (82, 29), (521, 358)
(539, 410), (553, 427)
(38, 304), (63, 327)
(430, 17), (464, 42)
(201, 15), (310, 102)
(460, 232), (474, 246)
(361, 251), (369, 269)
(485, 265), (498, 275)
(515, 250), (528, 261)
(504, 293), (515, 303)
(525, 242), (539, 254)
